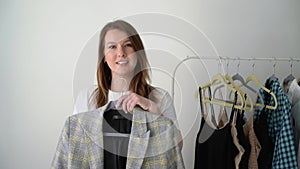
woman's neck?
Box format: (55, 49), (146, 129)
(110, 75), (132, 92)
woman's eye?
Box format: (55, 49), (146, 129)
(124, 43), (132, 47)
(108, 45), (116, 49)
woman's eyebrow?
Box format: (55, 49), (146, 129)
(106, 42), (116, 45)
(106, 38), (131, 45)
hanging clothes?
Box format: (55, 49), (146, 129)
(194, 108), (238, 169)
(194, 87), (239, 169)
(51, 102), (185, 169)
(243, 110), (261, 169)
(254, 77), (298, 169)
(254, 106), (274, 169)
(102, 109), (133, 169)
(235, 110), (250, 169)
(283, 79), (300, 167)
(231, 111), (245, 169)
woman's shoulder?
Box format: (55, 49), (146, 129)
(150, 87), (173, 104)
(151, 87), (177, 123)
(152, 87), (171, 98)
(73, 85), (98, 114)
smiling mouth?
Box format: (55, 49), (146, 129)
(116, 61), (128, 65)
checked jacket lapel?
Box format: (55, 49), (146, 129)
(126, 109), (150, 168)
(81, 103), (150, 169)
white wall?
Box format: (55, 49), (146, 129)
(1, 0), (300, 169)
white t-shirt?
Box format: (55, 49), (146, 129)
(73, 85), (178, 125)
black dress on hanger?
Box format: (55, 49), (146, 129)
(103, 108), (133, 169)
(254, 89), (274, 169)
(194, 87), (238, 169)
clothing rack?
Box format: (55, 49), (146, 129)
(171, 56), (300, 100)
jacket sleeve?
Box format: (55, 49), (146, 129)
(51, 117), (70, 169)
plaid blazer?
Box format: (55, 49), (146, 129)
(51, 102), (185, 169)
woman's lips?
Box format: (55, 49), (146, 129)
(116, 61), (128, 65)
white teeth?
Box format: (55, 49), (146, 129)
(117, 61), (128, 64)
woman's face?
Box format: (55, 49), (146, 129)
(104, 29), (138, 79)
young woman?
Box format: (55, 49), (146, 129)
(52, 20), (184, 168)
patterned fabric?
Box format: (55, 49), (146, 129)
(243, 116), (261, 169)
(254, 78), (298, 169)
(51, 102), (185, 169)
(231, 113), (245, 169)
(283, 79), (300, 167)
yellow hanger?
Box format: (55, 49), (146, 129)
(227, 72), (264, 110)
(223, 74), (254, 112)
(244, 75), (278, 110)
(222, 60), (254, 112)
(201, 73), (245, 110)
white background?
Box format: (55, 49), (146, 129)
(1, 0), (300, 169)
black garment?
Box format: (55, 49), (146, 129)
(194, 90), (239, 169)
(194, 108), (238, 169)
(103, 109), (133, 169)
(236, 110), (250, 169)
(254, 80), (275, 169)
(194, 87), (239, 169)
(254, 108), (274, 169)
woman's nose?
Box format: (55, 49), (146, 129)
(117, 46), (126, 57)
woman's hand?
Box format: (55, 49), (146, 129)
(116, 93), (159, 114)
(117, 93), (183, 151)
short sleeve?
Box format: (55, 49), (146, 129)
(73, 85), (97, 115)
(152, 88), (178, 126)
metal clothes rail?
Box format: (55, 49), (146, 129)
(171, 56), (300, 100)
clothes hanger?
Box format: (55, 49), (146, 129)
(268, 59), (278, 82)
(228, 61), (254, 112)
(201, 60), (235, 106)
(230, 61), (264, 110)
(202, 73), (245, 110)
(283, 59), (295, 86)
(211, 60), (235, 102)
(103, 101), (132, 137)
(222, 75), (254, 112)
(244, 74), (278, 110)
(212, 60), (254, 112)
(103, 78), (132, 138)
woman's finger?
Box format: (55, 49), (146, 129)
(116, 95), (127, 108)
(128, 97), (138, 113)
(123, 95), (133, 113)
(116, 93), (151, 112)
(125, 94), (138, 113)
(127, 100), (133, 112)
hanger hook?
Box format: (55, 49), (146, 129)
(237, 58), (241, 73)
(290, 58), (293, 74)
(273, 58), (277, 75)
(251, 58), (255, 74)
(115, 77), (128, 97)
(218, 58), (221, 73)
(226, 58), (229, 74)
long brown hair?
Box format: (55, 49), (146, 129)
(92, 20), (155, 108)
